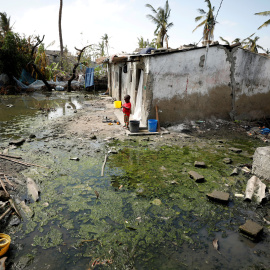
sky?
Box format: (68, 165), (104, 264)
(2, 0), (270, 56)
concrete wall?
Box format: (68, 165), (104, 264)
(147, 46), (232, 124)
(232, 49), (270, 120)
(108, 46), (270, 126)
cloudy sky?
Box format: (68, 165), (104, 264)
(2, 0), (270, 55)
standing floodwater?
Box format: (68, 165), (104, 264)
(0, 92), (269, 269)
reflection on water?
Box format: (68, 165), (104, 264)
(0, 92), (83, 121)
(0, 91), (84, 139)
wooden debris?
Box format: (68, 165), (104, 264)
(3, 174), (15, 188)
(0, 153), (22, 159)
(0, 191), (9, 202)
(9, 198), (22, 219)
(94, 190), (99, 199)
(0, 207), (12, 221)
(101, 154), (108, 176)
(0, 177), (9, 197)
(0, 155), (48, 169)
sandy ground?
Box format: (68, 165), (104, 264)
(64, 97), (128, 139)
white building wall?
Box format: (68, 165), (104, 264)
(149, 47), (231, 100)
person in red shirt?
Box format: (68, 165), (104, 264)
(121, 95), (131, 129)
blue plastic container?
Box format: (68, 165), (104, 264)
(148, 119), (158, 132)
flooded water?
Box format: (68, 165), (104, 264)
(0, 92), (270, 270)
(0, 92), (83, 140)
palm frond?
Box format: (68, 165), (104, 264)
(205, 0), (212, 10)
(219, 36), (230, 45)
(165, 0), (170, 17)
(193, 19), (207, 33)
(197, 9), (206, 15)
(258, 18), (270, 29)
(255, 11), (270, 16)
(232, 38), (240, 43)
(242, 33), (255, 42)
(195, 15), (204, 22)
(146, 14), (160, 25)
(167, 22), (174, 29)
(257, 44), (265, 50)
(145, 4), (157, 14)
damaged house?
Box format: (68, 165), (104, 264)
(106, 44), (270, 127)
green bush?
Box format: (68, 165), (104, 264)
(0, 31), (33, 79)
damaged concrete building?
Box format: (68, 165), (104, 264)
(106, 44), (270, 126)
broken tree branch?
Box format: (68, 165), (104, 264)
(29, 61), (53, 91)
(0, 155), (48, 169)
(101, 154), (108, 176)
(67, 45), (92, 92)
(31, 35), (45, 57)
(0, 177), (9, 197)
(9, 198), (22, 219)
(3, 174), (15, 188)
(0, 153), (22, 159)
(0, 207), (12, 221)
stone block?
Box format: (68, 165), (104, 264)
(206, 190), (230, 203)
(239, 220), (263, 239)
(252, 146), (270, 181)
(229, 147), (242, 153)
(188, 171), (204, 182)
(223, 158), (232, 164)
(194, 161), (206, 168)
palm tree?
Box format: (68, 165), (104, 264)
(102, 34), (110, 56)
(58, 0), (64, 69)
(193, 0), (215, 44)
(0, 12), (13, 37)
(255, 11), (270, 29)
(145, 0), (173, 48)
(98, 41), (105, 57)
(242, 36), (264, 53)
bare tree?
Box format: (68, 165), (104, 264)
(28, 35), (53, 91)
(67, 45), (92, 92)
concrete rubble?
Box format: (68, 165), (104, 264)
(244, 175), (266, 204)
(252, 146), (270, 181)
(206, 190), (230, 203)
(239, 220), (263, 240)
(188, 171), (204, 183)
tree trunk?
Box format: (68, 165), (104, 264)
(67, 45), (91, 92)
(59, 0), (64, 69)
(30, 62), (53, 91)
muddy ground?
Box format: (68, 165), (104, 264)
(1, 96), (268, 178)
(1, 95), (270, 269)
